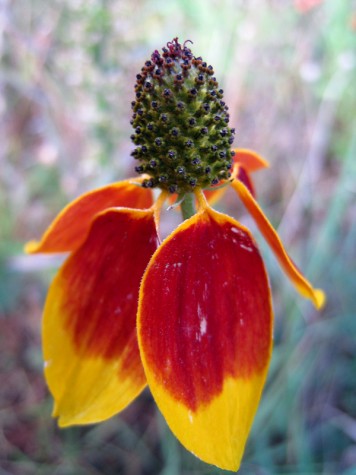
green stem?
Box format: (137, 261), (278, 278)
(180, 193), (196, 221)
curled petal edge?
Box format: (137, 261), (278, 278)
(232, 148), (269, 172)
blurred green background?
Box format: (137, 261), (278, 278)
(1, 0), (355, 474)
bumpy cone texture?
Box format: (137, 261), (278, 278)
(131, 38), (236, 194)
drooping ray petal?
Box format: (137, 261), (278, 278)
(25, 180), (153, 254)
(231, 179), (325, 309)
(43, 207), (158, 427)
(232, 148), (269, 172)
(138, 207), (273, 471)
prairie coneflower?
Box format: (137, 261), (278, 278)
(26, 38), (325, 471)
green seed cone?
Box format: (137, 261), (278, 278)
(131, 38), (235, 194)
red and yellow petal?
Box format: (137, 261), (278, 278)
(25, 179), (153, 254)
(43, 207), (158, 427)
(138, 207), (273, 470)
(231, 179), (325, 309)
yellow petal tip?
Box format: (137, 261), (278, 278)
(51, 402), (59, 418)
(24, 240), (39, 254)
(57, 416), (74, 428)
(314, 289), (326, 310)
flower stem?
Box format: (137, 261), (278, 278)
(181, 193), (196, 221)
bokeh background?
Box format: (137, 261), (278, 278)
(1, 0), (355, 474)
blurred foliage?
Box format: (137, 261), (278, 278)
(0, 0), (355, 474)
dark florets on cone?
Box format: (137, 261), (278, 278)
(131, 38), (235, 194)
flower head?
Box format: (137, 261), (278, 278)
(131, 37), (234, 193)
(26, 39), (325, 471)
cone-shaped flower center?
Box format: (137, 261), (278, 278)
(131, 38), (236, 194)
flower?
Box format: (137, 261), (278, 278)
(26, 39), (325, 471)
